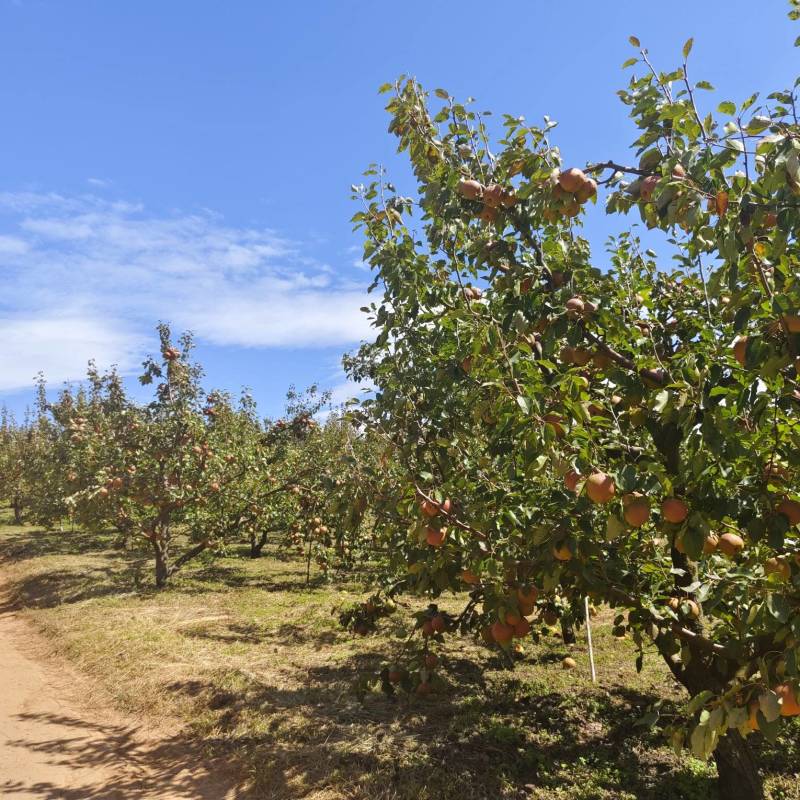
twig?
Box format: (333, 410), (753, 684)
(414, 484), (488, 542)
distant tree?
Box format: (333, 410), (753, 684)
(0, 409), (30, 524)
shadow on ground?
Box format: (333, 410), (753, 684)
(2, 515), (797, 800)
(0, 711), (247, 799)
(152, 646), (727, 800)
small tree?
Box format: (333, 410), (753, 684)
(56, 325), (252, 586)
(0, 409), (30, 524)
(51, 364), (142, 542)
(239, 387), (369, 577)
(114, 325), (235, 586)
(21, 379), (75, 528)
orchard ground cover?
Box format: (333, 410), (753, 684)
(1, 508), (797, 800)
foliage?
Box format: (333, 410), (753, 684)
(344, 17), (800, 798)
(0, 408), (32, 523)
(0, 326), (368, 588)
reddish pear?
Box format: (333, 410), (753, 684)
(558, 168), (587, 193)
(662, 498), (689, 524)
(457, 178), (483, 200)
(586, 472), (615, 504)
(623, 493), (650, 527)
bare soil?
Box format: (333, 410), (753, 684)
(0, 598), (248, 799)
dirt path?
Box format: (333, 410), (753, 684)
(0, 606), (247, 799)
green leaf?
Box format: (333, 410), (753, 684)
(767, 512), (788, 549)
(718, 101), (736, 116)
(759, 713), (781, 743)
(787, 647), (798, 677)
(687, 690), (714, 714)
(434, 88), (450, 100)
(759, 690), (781, 722)
(682, 38), (694, 59)
(696, 80), (714, 90)
(682, 515), (706, 561)
(606, 515), (625, 541)
(690, 722), (717, 759)
(516, 396), (530, 415)
(725, 124), (742, 139)
(727, 706), (748, 729)
(741, 92), (759, 111)
(653, 390), (670, 414)
(629, 35), (641, 47)
(634, 709), (659, 727)
(622, 57), (638, 69)
(708, 706), (725, 731)
(767, 593), (790, 623)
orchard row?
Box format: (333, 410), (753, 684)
(0, 325), (373, 586)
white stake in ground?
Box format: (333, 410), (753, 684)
(584, 596), (596, 683)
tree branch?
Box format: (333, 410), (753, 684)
(414, 484), (488, 542)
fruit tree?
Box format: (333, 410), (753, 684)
(345, 17), (800, 800)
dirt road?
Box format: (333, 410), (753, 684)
(0, 606), (246, 799)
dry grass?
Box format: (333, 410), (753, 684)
(0, 509), (798, 800)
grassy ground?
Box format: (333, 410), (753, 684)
(0, 509), (797, 800)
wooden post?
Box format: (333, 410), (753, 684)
(584, 597), (596, 683)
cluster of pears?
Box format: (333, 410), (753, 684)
(545, 167), (597, 220)
(480, 585), (539, 645)
(457, 177), (517, 224)
(419, 492), (452, 547)
(308, 515), (330, 540)
(565, 469), (800, 573)
(97, 473), (126, 498)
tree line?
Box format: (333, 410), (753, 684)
(0, 323), (375, 586)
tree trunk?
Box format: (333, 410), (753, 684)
(249, 530), (268, 558)
(154, 537), (169, 588)
(647, 421), (764, 798)
(169, 541), (209, 576)
(12, 495), (22, 525)
(561, 620), (576, 645)
(654, 642), (765, 800)
(713, 730), (764, 800)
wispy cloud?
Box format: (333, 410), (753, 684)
(0, 191), (371, 392)
(0, 234), (29, 255)
(0, 315), (143, 392)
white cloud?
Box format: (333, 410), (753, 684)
(329, 378), (373, 406)
(0, 191), (372, 392)
(191, 291), (370, 347)
(0, 315), (142, 392)
(0, 235), (29, 255)
(347, 243), (369, 270)
(315, 377), (374, 422)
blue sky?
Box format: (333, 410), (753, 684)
(1, 0), (797, 419)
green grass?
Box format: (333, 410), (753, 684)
(0, 509), (797, 799)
